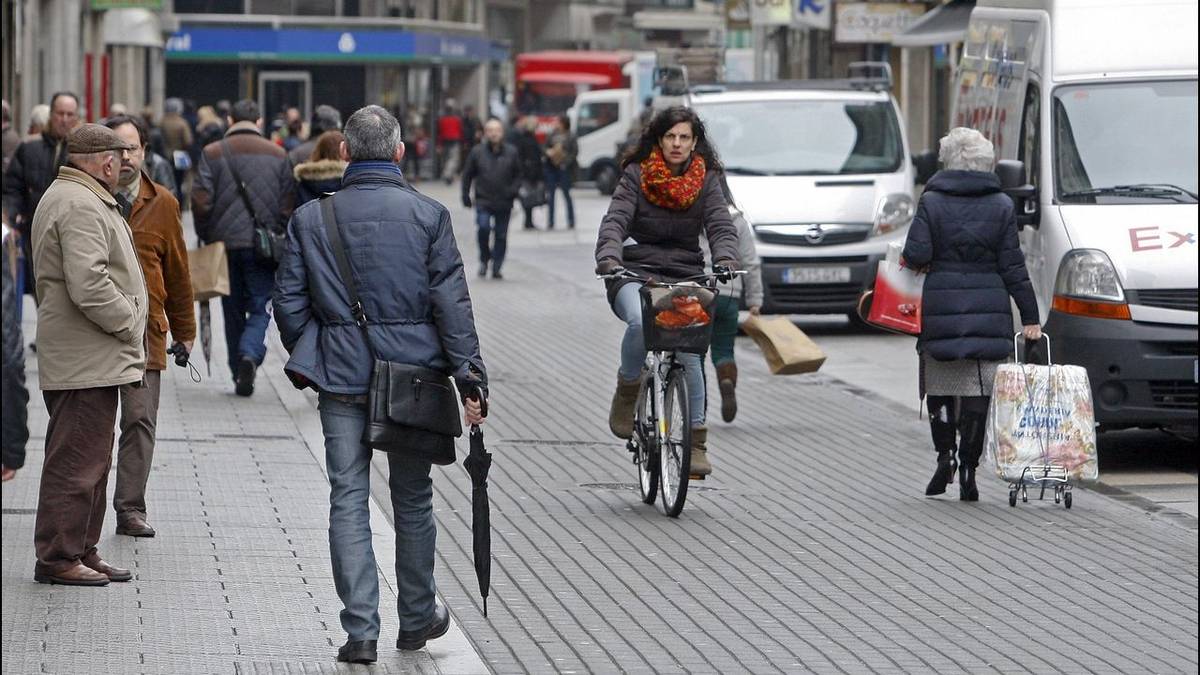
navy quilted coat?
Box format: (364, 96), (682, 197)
(902, 170), (1039, 361)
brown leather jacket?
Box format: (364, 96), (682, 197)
(129, 172), (196, 370)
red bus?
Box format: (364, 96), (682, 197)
(515, 50), (634, 138)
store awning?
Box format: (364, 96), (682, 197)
(519, 72), (612, 86)
(632, 10), (724, 32)
(893, 0), (975, 47)
(102, 8), (164, 48)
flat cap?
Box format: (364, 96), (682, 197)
(67, 123), (137, 154)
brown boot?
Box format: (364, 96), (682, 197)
(716, 361), (738, 423)
(608, 375), (641, 439)
(689, 426), (712, 477)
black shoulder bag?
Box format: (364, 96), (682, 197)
(319, 195), (462, 465)
(220, 137), (286, 269)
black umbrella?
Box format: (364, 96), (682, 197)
(198, 300), (213, 377)
(462, 392), (492, 617)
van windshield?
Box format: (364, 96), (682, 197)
(1054, 80), (1199, 203)
(693, 99), (904, 175)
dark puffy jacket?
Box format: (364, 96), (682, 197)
(145, 151), (178, 194)
(191, 122), (295, 250)
(293, 158), (346, 206)
(596, 163), (739, 303)
(2, 228), (28, 470)
(902, 170), (1039, 361)
(3, 133), (68, 293)
(508, 129), (544, 181)
(272, 165), (487, 397)
(461, 141), (521, 213)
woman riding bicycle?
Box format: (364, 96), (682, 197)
(594, 106), (740, 477)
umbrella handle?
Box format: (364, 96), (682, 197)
(466, 384), (489, 418)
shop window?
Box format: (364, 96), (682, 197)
(294, 0), (335, 14)
(173, 0), (243, 13)
(249, 0), (289, 13)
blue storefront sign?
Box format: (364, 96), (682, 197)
(165, 25), (506, 64)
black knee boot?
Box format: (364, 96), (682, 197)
(956, 396), (989, 502)
(925, 397), (958, 496)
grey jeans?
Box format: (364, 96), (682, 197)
(115, 369), (162, 519)
(318, 394), (438, 640)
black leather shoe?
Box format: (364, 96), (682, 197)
(396, 605), (450, 651)
(235, 357), (256, 397)
(959, 465), (979, 502)
(924, 452), (957, 496)
(336, 639), (378, 664)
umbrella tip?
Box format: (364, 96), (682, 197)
(483, 598), (488, 618)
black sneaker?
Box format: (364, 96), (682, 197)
(492, 270), (504, 280)
(478, 266), (488, 278)
(337, 639), (378, 664)
(396, 605), (450, 651)
(235, 357), (256, 397)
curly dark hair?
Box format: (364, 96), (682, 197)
(620, 106), (723, 173)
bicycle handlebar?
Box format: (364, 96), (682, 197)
(596, 267), (747, 286)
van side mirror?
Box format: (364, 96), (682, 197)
(912, 151), (937, 185)
(996, 159), (1039, 230)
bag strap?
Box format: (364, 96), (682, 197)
(220, 137), (267, 232)
(319, 195), (377, 361)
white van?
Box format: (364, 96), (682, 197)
(688, 68), (917, 319)
(952, 0), (1198, 432)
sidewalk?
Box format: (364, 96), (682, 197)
(1, 289), (487, 672)
(3, 180), (1197, 674)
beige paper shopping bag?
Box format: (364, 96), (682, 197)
(742, 315), (826, 375)
(188, 241), (230, 301)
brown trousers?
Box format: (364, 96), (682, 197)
(114, 369), (161, 519)
(34, 385), (120, 575)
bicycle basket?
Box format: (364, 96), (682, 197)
(639, 283), (719, 354)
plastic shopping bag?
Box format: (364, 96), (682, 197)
(863, 242), (922, 335)
(984, 338), (1099, 483)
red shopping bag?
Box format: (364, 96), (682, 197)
(862, 260), (923, 335)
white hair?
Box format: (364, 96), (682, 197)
(938, 127), (995, 172)
(29, 104), (50, 128)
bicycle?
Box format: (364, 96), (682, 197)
(600, 266), (743, 517)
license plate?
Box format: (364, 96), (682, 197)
(782, 266), (852, 284)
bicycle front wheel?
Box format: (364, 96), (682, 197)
(659, 368), (692, 517)
(634, 376), (659, 504)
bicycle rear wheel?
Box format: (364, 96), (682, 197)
(634, 376), (659, 504)
(659, 368), (691, 517)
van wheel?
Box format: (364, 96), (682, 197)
(595, 164), (619, 196)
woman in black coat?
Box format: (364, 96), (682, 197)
(594, 106), (740, 477)
(902, 127), (1042, 501)
(293, 131), (347, 206)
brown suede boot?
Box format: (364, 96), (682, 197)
(716, 361), (738, 423)
(608, 375), (641, 439)
(689, 426), (712, 477)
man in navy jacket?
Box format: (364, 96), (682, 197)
(272, 105), (487, 664)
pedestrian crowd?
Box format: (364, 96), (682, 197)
(1, 83), (1042, 664)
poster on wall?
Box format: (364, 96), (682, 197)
(835, 2), (926, 43)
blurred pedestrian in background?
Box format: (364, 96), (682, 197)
(544, 114), (577, 229)
(30, 124), (145, 587)
(273, 104), (488, 664)
(289, 104), (343, 165)
(282, 107), (306, 153)
(462, 118), (521, 280)
(294, 130), (347, 206)
(104, 114), (196, 538)
(2, 100), (20, 172)
(194, 106), (225, 157)
(192, 99), (295, 397)
(437, 99), (463, 184)
(4, 92), (80, 314)
(141, 105), (167, 159)
(902, 127), (1041, 502)
(461, 103), (483, 152)
(1, 221), (28, 483)
(509, 116), (544, 230)
(25, 104), (49, 140)
(705, 195), (763, 423)
(160, 98), (193, 201)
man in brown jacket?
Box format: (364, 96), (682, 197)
(105, 114), (196, 538)
(30, 124), (146, 586)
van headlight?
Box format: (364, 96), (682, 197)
(872, 193), (915, 236)
(1054, 249), (1125, 301)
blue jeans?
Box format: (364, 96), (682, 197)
(613, 283), (706, 428)
(544, 166), (575, 228)
(221, 248), (274, 376)
(476, 208), (511, 274)
(318, 395), (437, 640)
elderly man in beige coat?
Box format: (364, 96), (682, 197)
(30, 124), (148, 587)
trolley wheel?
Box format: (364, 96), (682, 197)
(658, 370), (691, 518)
(1064, 491), (1073, 509)
(1008, 490), (1017, 507)
(1021, 489), (1028, 503)
(634, 379), (658, 505)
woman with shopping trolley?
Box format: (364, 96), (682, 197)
(594, 106), (741, 478)
(902, 127), (1042, 501)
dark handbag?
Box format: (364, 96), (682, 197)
(221, 138), (286, 269)
(319, 196), (462, 464)
(518, 180), (546, 209)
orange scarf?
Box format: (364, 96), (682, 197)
(640, 147), (706, 211)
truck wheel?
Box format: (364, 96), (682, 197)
(595, 164), (619, 196)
